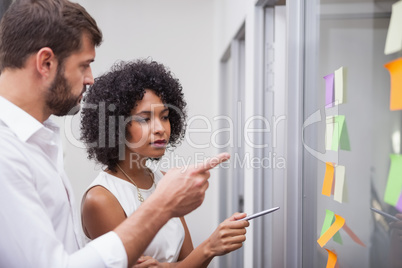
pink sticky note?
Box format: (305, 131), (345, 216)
(324, 73), (335, 108)
(397, 193), (402, 212)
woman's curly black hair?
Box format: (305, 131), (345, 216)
(80, 59), (187, 172)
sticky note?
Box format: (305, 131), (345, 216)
(331, 116), (341, 151)
(318, 212), (345, 247)
(334, 165), (346, 203)
(328, 211), (343, 244)
(339, 120), (350, 150)
(334, 67), (346, 104)
(325, 249), (337, 268)
(397, 193), (402, 212)
(322, 163), (335, 196)
(384, 58), (402, 111)
(320, 210), (335, 237)
(324, 73), (334, 108)
(319, 210), (343, 246)
(326, 116), (335, 150)
(384, 1), (402, 55)
(331, 216), (343, 245)
(343, 180), (349, 203)
(384, 154), (402, 206)
(320, 209), (342, 245)
(331, 115), (351, 151)
(392, 131), (401, 155)
(343, 223), (366, 247)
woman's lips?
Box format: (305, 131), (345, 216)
(151, 140), (167, 147)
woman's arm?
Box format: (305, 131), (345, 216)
(176, 212), (249, 268)
(81, 186), (126, 239)
(177, 217), (194, 260)
(133, 213), (248, 268)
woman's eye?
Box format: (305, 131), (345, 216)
(162, 115), (170, 121)
(133, 116), (150, 123)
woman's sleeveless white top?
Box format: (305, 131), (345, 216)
(84, 170), (185, 262)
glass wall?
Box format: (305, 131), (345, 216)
(218, 30), (246, 268)
(302, 0), (402, 267)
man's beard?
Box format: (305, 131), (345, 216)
(45, 66), (85, 117)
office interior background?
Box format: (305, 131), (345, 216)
(1, 0), (401, 267)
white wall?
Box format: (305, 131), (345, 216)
(55, 1), (222, 266)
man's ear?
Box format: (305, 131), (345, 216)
(36, 47), (57, 78)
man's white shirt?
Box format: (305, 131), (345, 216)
(0, 96), (127, 267)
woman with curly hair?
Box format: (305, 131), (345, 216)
(80, 59), (249, 267)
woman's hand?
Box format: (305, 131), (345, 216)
(206, 212), (249, 257)
(133, 256), (167, 268)
(390, 214), (402, 242)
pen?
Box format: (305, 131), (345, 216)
(370, 207), (399, 221)
(236, 207), (280, 221)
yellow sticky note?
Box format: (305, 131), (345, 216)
(322, 163), (335, 196)
(384, 58), (402, 111)
(384, 0), (402, 55)
(325, 249), (337, 268)
(326, 116), (335, 150)
(317, 214), (345, 247)
(334, 165), (346, 203)
(334, 67), (346, 104)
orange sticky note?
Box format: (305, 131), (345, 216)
(322, 163), (335, 196)
(343, 223), (366, 247)
(317, 214), (345, 247)
(325, 249), (337, 268)
(384, 58), (402, 111)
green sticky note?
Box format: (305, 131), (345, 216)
(320, 209), (343, 244)
(332, 217), (343, 244)
(339, 118), (350, 151)
(320, 210), (334, 236)
(331, 115), (350, 151)
(384, 154), (402, 206)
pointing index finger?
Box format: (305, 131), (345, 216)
(194, 153), (230, 174)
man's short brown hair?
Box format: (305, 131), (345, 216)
(0, 0), (102, 71)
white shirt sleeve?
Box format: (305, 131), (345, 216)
(0, 131), (128, 268)
(69, 232), (128, 268)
